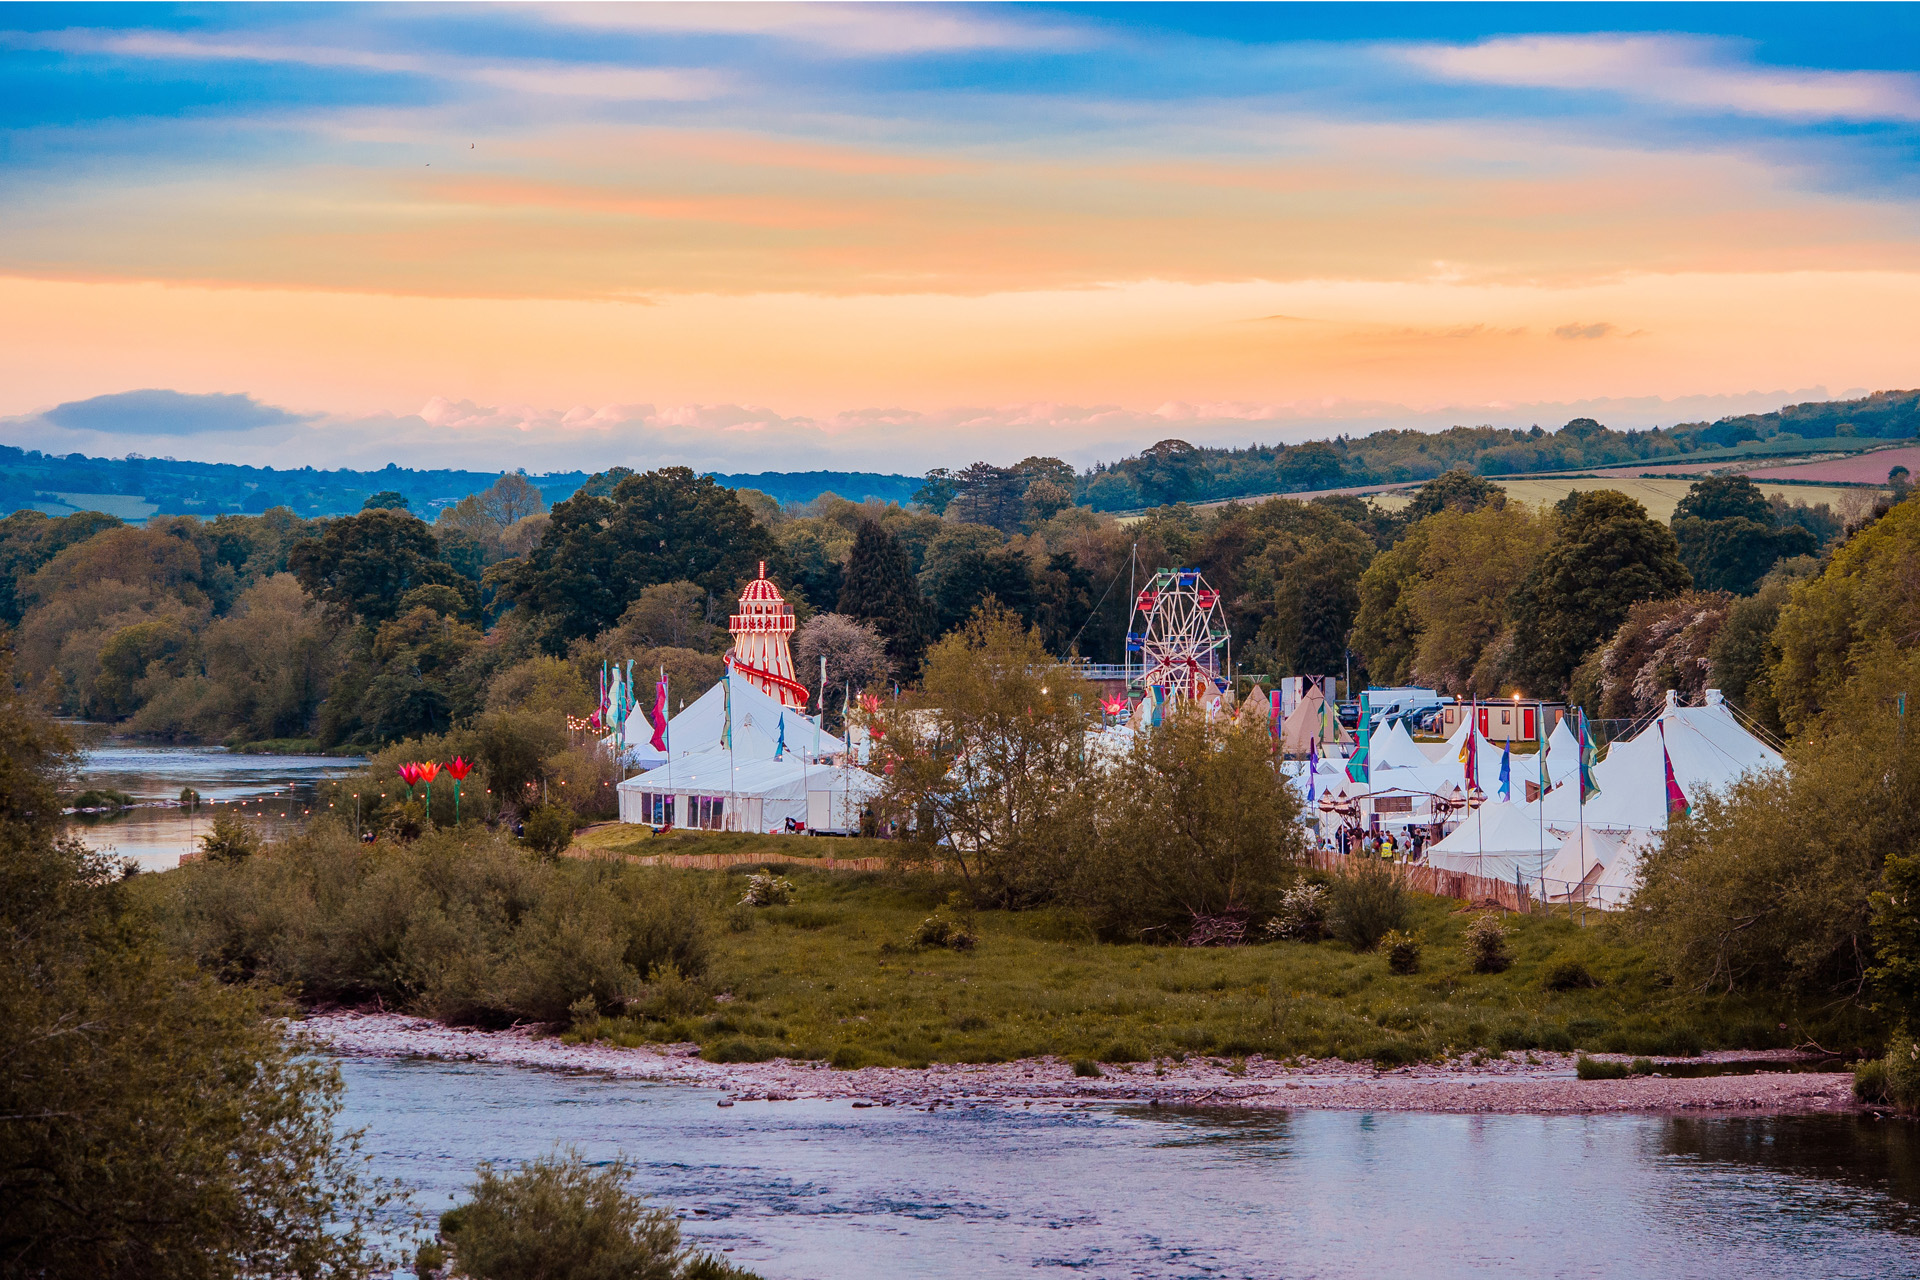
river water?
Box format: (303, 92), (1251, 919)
(337, 1056), (1920, 1279)
(69, 741), (361, 870)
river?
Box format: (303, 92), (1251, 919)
(69, 741), (362, 870)
(337, 1056), (1920, 1279)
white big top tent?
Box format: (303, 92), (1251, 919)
(616, 672), (883, 834)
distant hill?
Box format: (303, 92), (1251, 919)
(712, 470), (921, 506)
(1073, 389), (1920, 511)
(0, 444), (920, 522)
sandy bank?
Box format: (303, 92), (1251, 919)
(300, 1010), (1860, 1118)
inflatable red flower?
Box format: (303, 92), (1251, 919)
(447, 756), (471, 781)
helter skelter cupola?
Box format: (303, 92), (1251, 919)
(728, 562), (811, 709)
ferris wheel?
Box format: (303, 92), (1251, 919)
(1127, 568), (1230, 704)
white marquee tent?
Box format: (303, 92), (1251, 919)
(621, 670), (840, 773)
(617, 746), (883, 834)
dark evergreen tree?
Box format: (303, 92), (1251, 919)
(1508, 489), (1693, 697)
(838, 519), (928, 675)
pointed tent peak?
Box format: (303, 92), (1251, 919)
(1369, 719), (1431, 771)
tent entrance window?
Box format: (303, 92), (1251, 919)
(694, 795), (724, 830)
(638, 792), (674, 825)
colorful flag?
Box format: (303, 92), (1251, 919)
(1458, 712), (1477, 791)
(721, 661), (734, 751)
(1577, 708), (1601, 803)
(1498, 743), (1511, 801)
(1347, 690), (1370, 783)
(775, 713), (787, 761)
(1307, 737), (1319, 805)
(1659, 721), (1689, 820)
(1270, 690), (1283, 741)
(649, 674), (669, 752)
(1538, 706), (1551, 795)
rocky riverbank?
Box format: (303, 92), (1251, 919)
(300, 1010), (1860, 1117)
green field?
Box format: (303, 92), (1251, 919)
(568, 860), (1848, 1069)
(1375, 476), (1874, 522)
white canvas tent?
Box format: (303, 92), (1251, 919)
(621, 670), (840, 773)
(617, 746), (883, 834)
(1425, 801), (1560, 883)
(1540, 826), (1657, 909)
(1368, 719), (1433, 771)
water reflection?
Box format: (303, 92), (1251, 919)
(335, 1057), (1920, 1279)
(68, 740), (361, 870)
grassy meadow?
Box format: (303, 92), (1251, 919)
(569, 855), (1849, 1069)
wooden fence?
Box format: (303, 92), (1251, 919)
(620, 848), (893, 873)
(1309, 846), (1533, 913)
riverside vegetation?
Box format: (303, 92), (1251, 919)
(140, 828), (1852, 1071)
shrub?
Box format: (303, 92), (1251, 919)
(1888, 1031), (1920, 1113)
(1544, 955), (1602, 990)
(198, 812), (261, 864)
(1265, 881), (1328, 942)
(739, 872), (795, 907)
(1327, 860), (1409, 952)
(1854, 1057), (1891, 1104)
(1463, 913), (1512, 974)
(522, 803), (575, 858)
(1072, 1058), (1102, 1078)
(907, 892), (977, 952)
(632, 961), (709, 1021)
(829, 1046), (865, 1070)
(1577, 1055), (1630, 1080)
(1630, 1057), (1655, 1076)
(1071, 714), (1305, 939)
(1381, 929), (1423, 975)
(437, 1148), (760, 1280)
(707, 1038), (780, 1064)
(71, 787), (135, 810)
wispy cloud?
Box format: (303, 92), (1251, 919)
(26, 30), (726, 101)
(1402, 34), (1920, 122)
(534, 1), (1088, 57)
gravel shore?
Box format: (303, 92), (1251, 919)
(301, 1010), (1860, 1117)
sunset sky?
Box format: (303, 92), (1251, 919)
(6, 2), (1920, 472)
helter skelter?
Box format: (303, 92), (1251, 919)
(1126, 567), (1230, 707)
(728, 562), (811, 709)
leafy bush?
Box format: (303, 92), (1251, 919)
(1888, 1031), (1920, 1113)
(71, 787), (135, 810)
(632, 961), (709, 1021)
(522, 803), (575, 858)
(1327, 860), (1409, 952)
(739, 872), (795, 907)
(908, 909), (977, 952)
(1265, 881), (1328, 943)
(198, 812), (261, 863)
(1630, 1057), (1655, 1076)
(1463, 913), (1512, 973)
(1544, 956), (1602, 991)
(1072, 714), (1304, 940)
(142, 825), (710, 1027)
(1577, 1055), (1630, 1080)
(1072, 1058), (1102, 1078)
(1381, 929), (1422, 975)
(907, 891), (977, 951)
(437, 1148), (760, 1280)
(1854, 1057), (1890, 1104)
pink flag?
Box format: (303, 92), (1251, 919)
(649, 675), (669, 752)
(1659, 721), (1689, 819)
